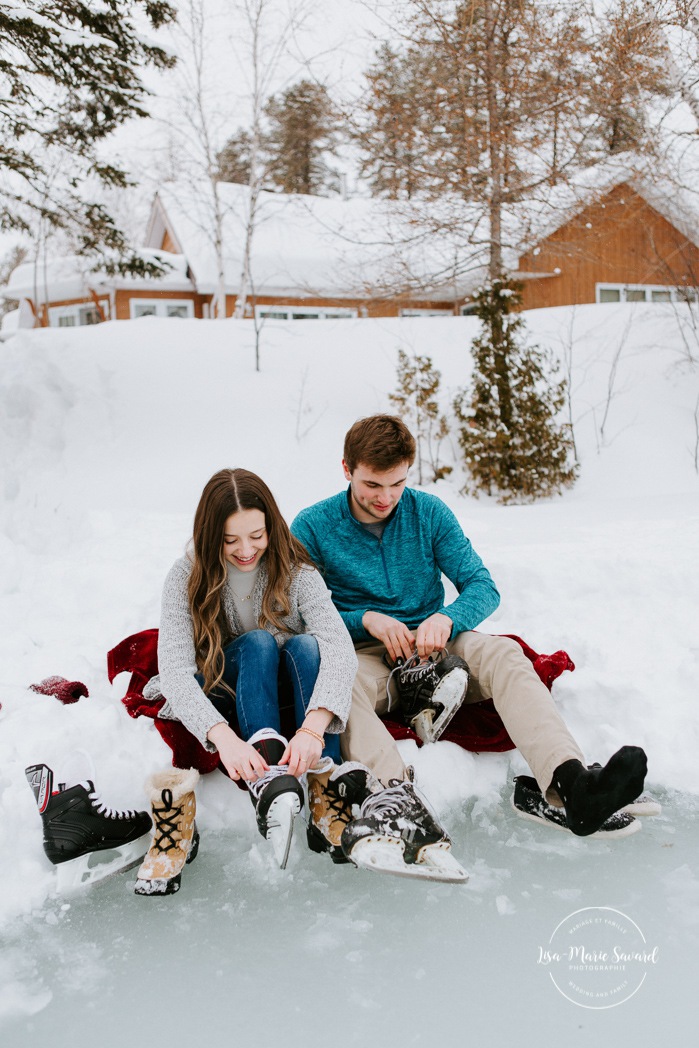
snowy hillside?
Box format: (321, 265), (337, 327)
(1, 305), (698, 1046)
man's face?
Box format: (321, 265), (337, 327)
(343, 459), (411, 523)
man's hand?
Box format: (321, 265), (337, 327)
(363, 611), (415, 662)
(415, 612), (453, 658)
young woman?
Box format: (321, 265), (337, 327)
(135, 468), (357, 891)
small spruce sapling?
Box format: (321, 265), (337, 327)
(389, 348), (452, 484)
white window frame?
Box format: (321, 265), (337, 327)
(129, 298), (195, 319)
(254, 304), (358, 321)
(48, 299), (110, 327)
(596, 283), (697, 304)
(399, 308), (454, 317)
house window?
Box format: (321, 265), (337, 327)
(130, 299), (194, 319)
(597, 283), (697, 305)
(49, 302), (108, 327)
(400, 308), (454, 317)
(254, 305), (358, 321)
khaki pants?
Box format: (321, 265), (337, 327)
(340, 632), (584, 804)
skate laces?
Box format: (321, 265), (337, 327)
(246, 764), (293, 800)
(86, 784), (139, 821)
(359, 781), (410, 820)
(386, 651), (439, 711)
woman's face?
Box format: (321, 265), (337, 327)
(223, 508), (268, 571)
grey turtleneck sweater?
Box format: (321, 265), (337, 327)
(144, 555), (358, 751)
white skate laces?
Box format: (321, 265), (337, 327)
(85, 783), (141, 821)
(246, 764), (294, 800)
(386, 650), (440, 711)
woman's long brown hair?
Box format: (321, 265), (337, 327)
(187, 468), (312, 696)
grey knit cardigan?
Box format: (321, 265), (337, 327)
(144, 555), (357, 751)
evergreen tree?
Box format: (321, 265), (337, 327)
(389, 349), (452, 484)
(356, 43), (425, 199)
(454, 280), (577, 503)
(0, 0), (176, 273)
(264, 80), (338, 195)
(216, 129), (254, 184)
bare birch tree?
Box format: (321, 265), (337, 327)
(229, 0), (311, 320)
(160, 0), (230, 318)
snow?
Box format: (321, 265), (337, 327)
(2, 250), (192, 304)
(1, 304), (698, 1045)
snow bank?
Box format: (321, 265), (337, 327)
(1, 304), (697, 940)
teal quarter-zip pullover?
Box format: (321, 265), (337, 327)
(291, 487), (500, 642)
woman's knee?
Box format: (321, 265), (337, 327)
(233, 629), (279, 664)
(283, 633), (320, 668)
(235, 628), (277, 649)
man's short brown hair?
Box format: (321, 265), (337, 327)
(343, 415), (416, 473)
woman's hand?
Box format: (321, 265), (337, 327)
(207, 722), (269, 782)
(280, 707), (333, 777)
(282, 730), (323, 777)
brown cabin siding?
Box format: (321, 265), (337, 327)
(517, 183), (699, 310)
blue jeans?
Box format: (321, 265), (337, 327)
(198, 630), (341, 762)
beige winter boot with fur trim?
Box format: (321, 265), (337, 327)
(306, 758), (379, 865)
(134, 768), (199, 896)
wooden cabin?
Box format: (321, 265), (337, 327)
(516, 181), (699, 310)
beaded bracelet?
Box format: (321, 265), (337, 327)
(296, 726), (324, 745)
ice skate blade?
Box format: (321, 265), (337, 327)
(55, 832), (151, 893)
(621, 794), (662, 817)
(349, 836), (468, 883)
(412, 668), (468, 744)
(510, 796), (641, 839)
(265, 792), (301, 869)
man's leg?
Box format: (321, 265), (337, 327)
(340, 640), (408, 785)
(448, 632), (584, 805)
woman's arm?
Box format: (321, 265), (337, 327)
(157, 559), (230, 750)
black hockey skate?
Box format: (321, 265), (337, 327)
(341, 778), (468, 882)
(511, 775), (640, 838)
(26, 763), (152, 891)
(246, 729), (304, 869)
(386, 649), (469, 744)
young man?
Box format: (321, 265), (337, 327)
(292, 414), (648, 839)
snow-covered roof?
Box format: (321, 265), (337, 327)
(147, 183), (479, 300)
(1, 251), (193, 304)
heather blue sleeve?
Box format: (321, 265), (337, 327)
(291, 508), (370, 641)
(431, 502), (501, 633)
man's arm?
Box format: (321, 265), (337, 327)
(429, 501), (501, 635)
